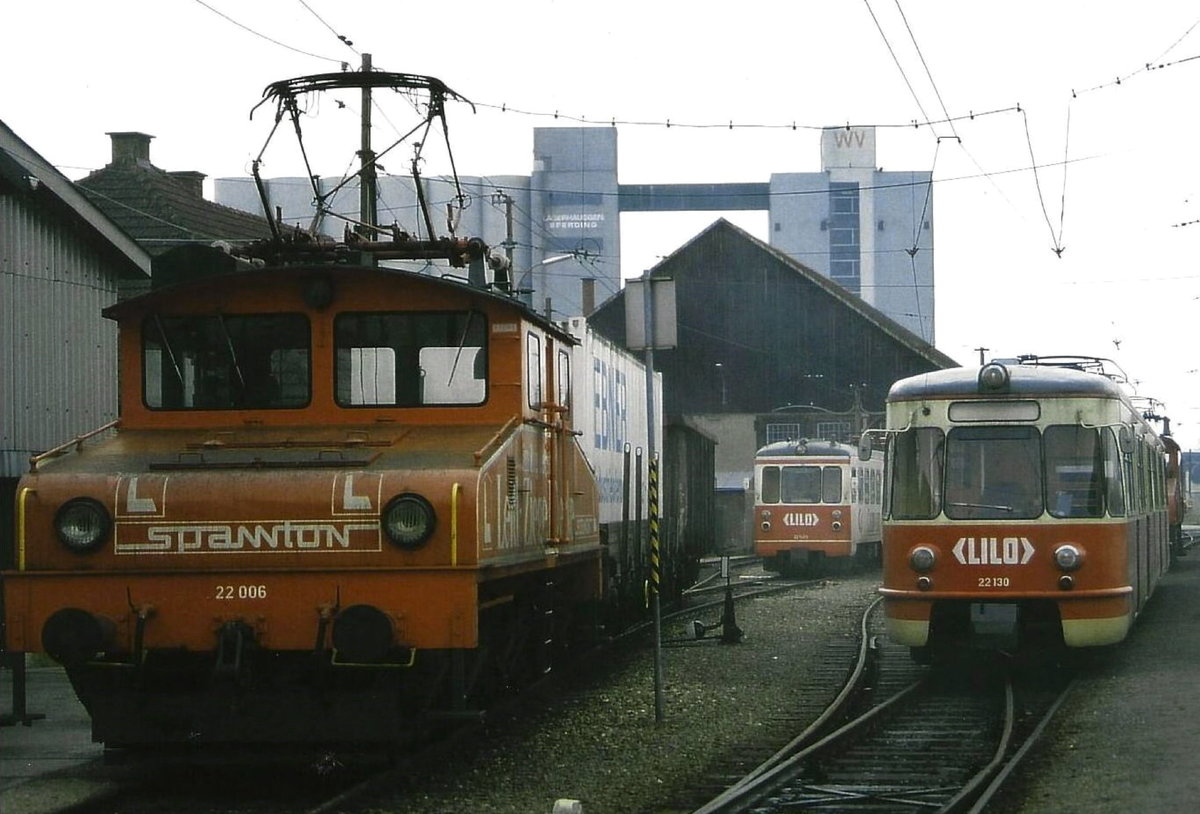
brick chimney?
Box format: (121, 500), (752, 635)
(168, 171), (206, 199)
(107, 131), (154, 166)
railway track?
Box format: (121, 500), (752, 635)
(687, 607), (1077, 814)
(41, 564), (837, 814)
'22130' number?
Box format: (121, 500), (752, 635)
(977, 576), (1010, 588)
(215, 584), (268, 600)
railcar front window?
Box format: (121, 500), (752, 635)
(334, 311), (486, 406)
(781, 466), (824, 504)
(1044, 426), (1105, 518)
(143, 314), (310, 410)
(944, 426), (1043, 520)
(888, 427), (944, 520)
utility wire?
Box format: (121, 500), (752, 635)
(1020, 107), (1064, 257)
(191, 0), (342, 64)
(1057, 102), (1071, 250)
(296, 0), (359, 55)
(1077, 17), (1200, 95)
(893, 0), (960, 143)
(862, 0), (935, 129)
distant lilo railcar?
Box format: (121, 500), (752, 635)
(754, 439), (883, 575)
(2, 238), (696, 752)
(877, 357), (1170, 661)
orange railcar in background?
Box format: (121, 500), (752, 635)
(753, 439), (883, 575)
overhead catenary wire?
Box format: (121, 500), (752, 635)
(175, 0), (1200, 278)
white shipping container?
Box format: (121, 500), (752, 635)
(566, 317), (663, 525)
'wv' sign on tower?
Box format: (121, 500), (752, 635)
(821, 126), (876, 169)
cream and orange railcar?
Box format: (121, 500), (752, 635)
(753, 439), (883, 575)
(878, 357), (1170, 660)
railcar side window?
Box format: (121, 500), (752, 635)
(760, 466), (781, 504)
(334, 311), (486, 407)
(944, 426), (1043, 520)
(822, 466), (843, 503)
(1044, 426), (1105, 518)
(143, 314), (310, 410)
(888, 427), (945, 520)
(1104, 428), (1127, 517)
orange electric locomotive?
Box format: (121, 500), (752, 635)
(4, 237), (653, 748)
(877, 356), (1170, 661)
(753, 439), (883, 575)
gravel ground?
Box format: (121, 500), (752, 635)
(994, 552), (1200, 814)
(358, 573), (881, 814)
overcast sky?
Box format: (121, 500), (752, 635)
(5, 1), (1200, 447)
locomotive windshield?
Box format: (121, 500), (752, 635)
(887, 424), (1123, 521)
(334, 310), (487, 407)
(143, 314), (310, 410)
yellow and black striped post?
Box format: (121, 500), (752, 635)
(649, 455), (660, 596)
(649, 452), (664, 722)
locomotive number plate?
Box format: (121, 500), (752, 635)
(214, 584), (268, 600)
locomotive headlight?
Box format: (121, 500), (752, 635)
(54, 498), (111, 553)
(1053, 543), (1084, 572)
(382, 493), (436, 549)
(909, 545), (936, 573)
(832, 510), (843, 520)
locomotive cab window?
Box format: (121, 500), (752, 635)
(143, 314), (310, 410)
(334, 311), (487, 407)
(557, 348), (572, 410)
(527, 332), (543, 409)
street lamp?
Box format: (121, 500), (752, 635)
(520, 253), (577, 314)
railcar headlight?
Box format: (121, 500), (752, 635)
(55, 498), (110, 553)
(909, 545), (936, 573)
(832, 510), (843, 519)
(1053, 543), (1083, 572)
(978, 362), (1010, 392)
(382, 493), (436, 549)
